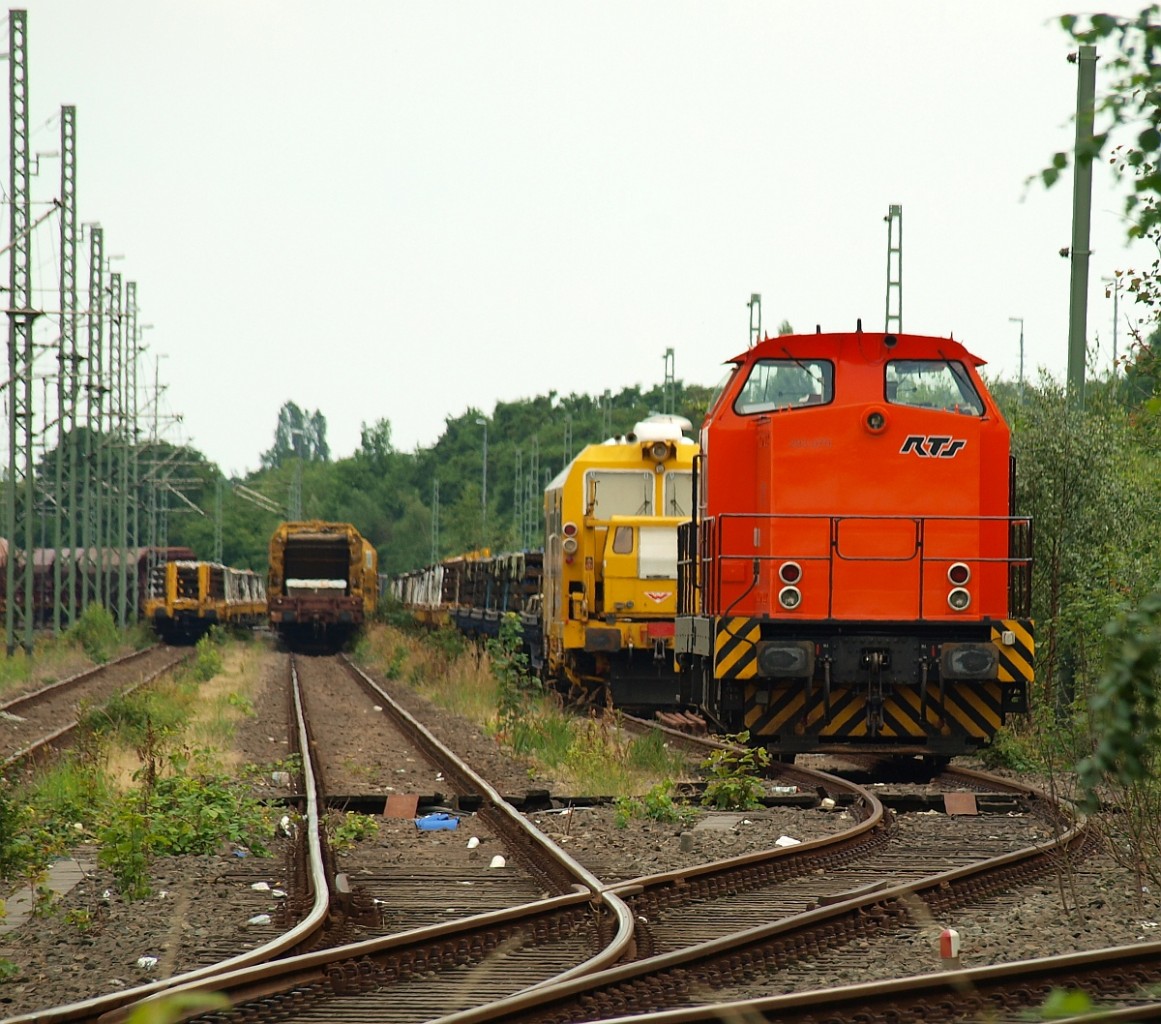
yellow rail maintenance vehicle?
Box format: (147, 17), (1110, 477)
(543, 414), (697, 714)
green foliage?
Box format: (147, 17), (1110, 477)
(261, 400), (330, 469)
(98, 753), (273, 900)
(227, 691), (255, 716)
(614, 781), (689, 827)
(1078, 587), (1161, 808)
(123, 991), (231, 1024)
(0, 783), (58, 885)
(0, 958), (20, 981)
(82, 690), (184, 753)
(700, 733), (771, 811)
(976, 727), (1040, 773)
(98, 804), (154, 900)
(489, 613), (541, 734)
(505, 710), (574, 761)
(327, 811), (380, 852)
(190, 631), (224, 682)
(64, 907), (93, 931)
(1007, 381), (1160, 714)
(1037, 987), (1096, 1019)
(66, 602), (120, 663)
(626, 728), (687, 776)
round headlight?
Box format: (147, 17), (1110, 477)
(948, 587), (971, 611)
(948, 562), (971, 585)
(779, 561), (802, 584)
(563, 521), (578, 537)
(778, 586), (802, 610)
(562, 537), (578, 555)
(650, 441), (669, 461)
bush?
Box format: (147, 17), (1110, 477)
(66, 603), (119, 664)
(190, 632), (224, 682)
(489, 613), (540, 734)
(700, 733), (770, 811)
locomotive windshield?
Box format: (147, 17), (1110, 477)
(886, 360), (984, 415)
(664, 471), (693, 516)
(733, 359), (833, 414)
(586, 470), (654, 515)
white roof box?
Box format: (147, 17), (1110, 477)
(630, 414), (693, 442)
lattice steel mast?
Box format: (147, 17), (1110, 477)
(108, 271), (126, 624)
(6, 9), (39, 654)
(884, 204), (902, 333)
(55, 104), (78, 630)
(86, 227), (105, 607)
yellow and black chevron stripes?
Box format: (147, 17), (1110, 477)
(743, 681), (1004, 741)
(714, 617), (762, 679)
(992, 618), (1035, 684)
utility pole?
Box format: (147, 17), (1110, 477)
(56, 104), (78, 631)
(82, 225), (104, 608)
(1009, 317), (1025, 397)
(6, 9), (39, 654)
(526, 435), (539, 550)
(109, 271), (127, 625)
(145, 354), (164, 590)
(129, 318), (146, 619)
(1067, 45), (1098, 407)
(213, 476), (223, 562)
(601, 389), (612, 438)
(430, 479), (439, 564)
(475, 417), (488, 546)
(123, 284), (140, 620)
(884, 204), (903, 333)
(662, 348), (675, 415)
(1103, 274), (1122, 374)
(748, 293), (762, 348)
(513, 447), (522, 542)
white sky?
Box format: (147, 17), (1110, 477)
(8, 1), (1153, 476)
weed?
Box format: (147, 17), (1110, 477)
(226, 692), (255, 716)
(98, 751), (273, 900)
(66, 603), (119, 663)
(65, 907), (93, 931)
(978, 726), (1041, 772)
(627, 728), (688, 776)
(190, 633), (224, 682)
(700, 733), (771, 810)
(327, 811), (380, 852)
(98, 805), (154, 900)
(614, 781), (690, 827)
(0, 958), (19, 981)
(30, 883), (56, 918)
(0, 783), (60, 887)
(490, 613), (541, 735)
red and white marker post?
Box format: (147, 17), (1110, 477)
(939, 927), (961, 967)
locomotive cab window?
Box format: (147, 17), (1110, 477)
(585, 470), (654, 516)
(664, 470), (693, 516)
(886, 360), (984, 416)
(733, 358), (833, 415)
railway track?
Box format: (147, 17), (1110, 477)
(0, 645), (190, 770)
(7, 650), (1156, 1024)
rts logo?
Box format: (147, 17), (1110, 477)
(899, 435), (967, 458)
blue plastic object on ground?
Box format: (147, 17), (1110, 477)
(414, 812), (459, 831)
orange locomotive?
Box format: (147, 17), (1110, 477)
(675, 326), (1033, 759)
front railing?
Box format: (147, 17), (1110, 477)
(678, 513), (1032, 620)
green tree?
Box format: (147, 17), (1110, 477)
(260, 401), (330, 469)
